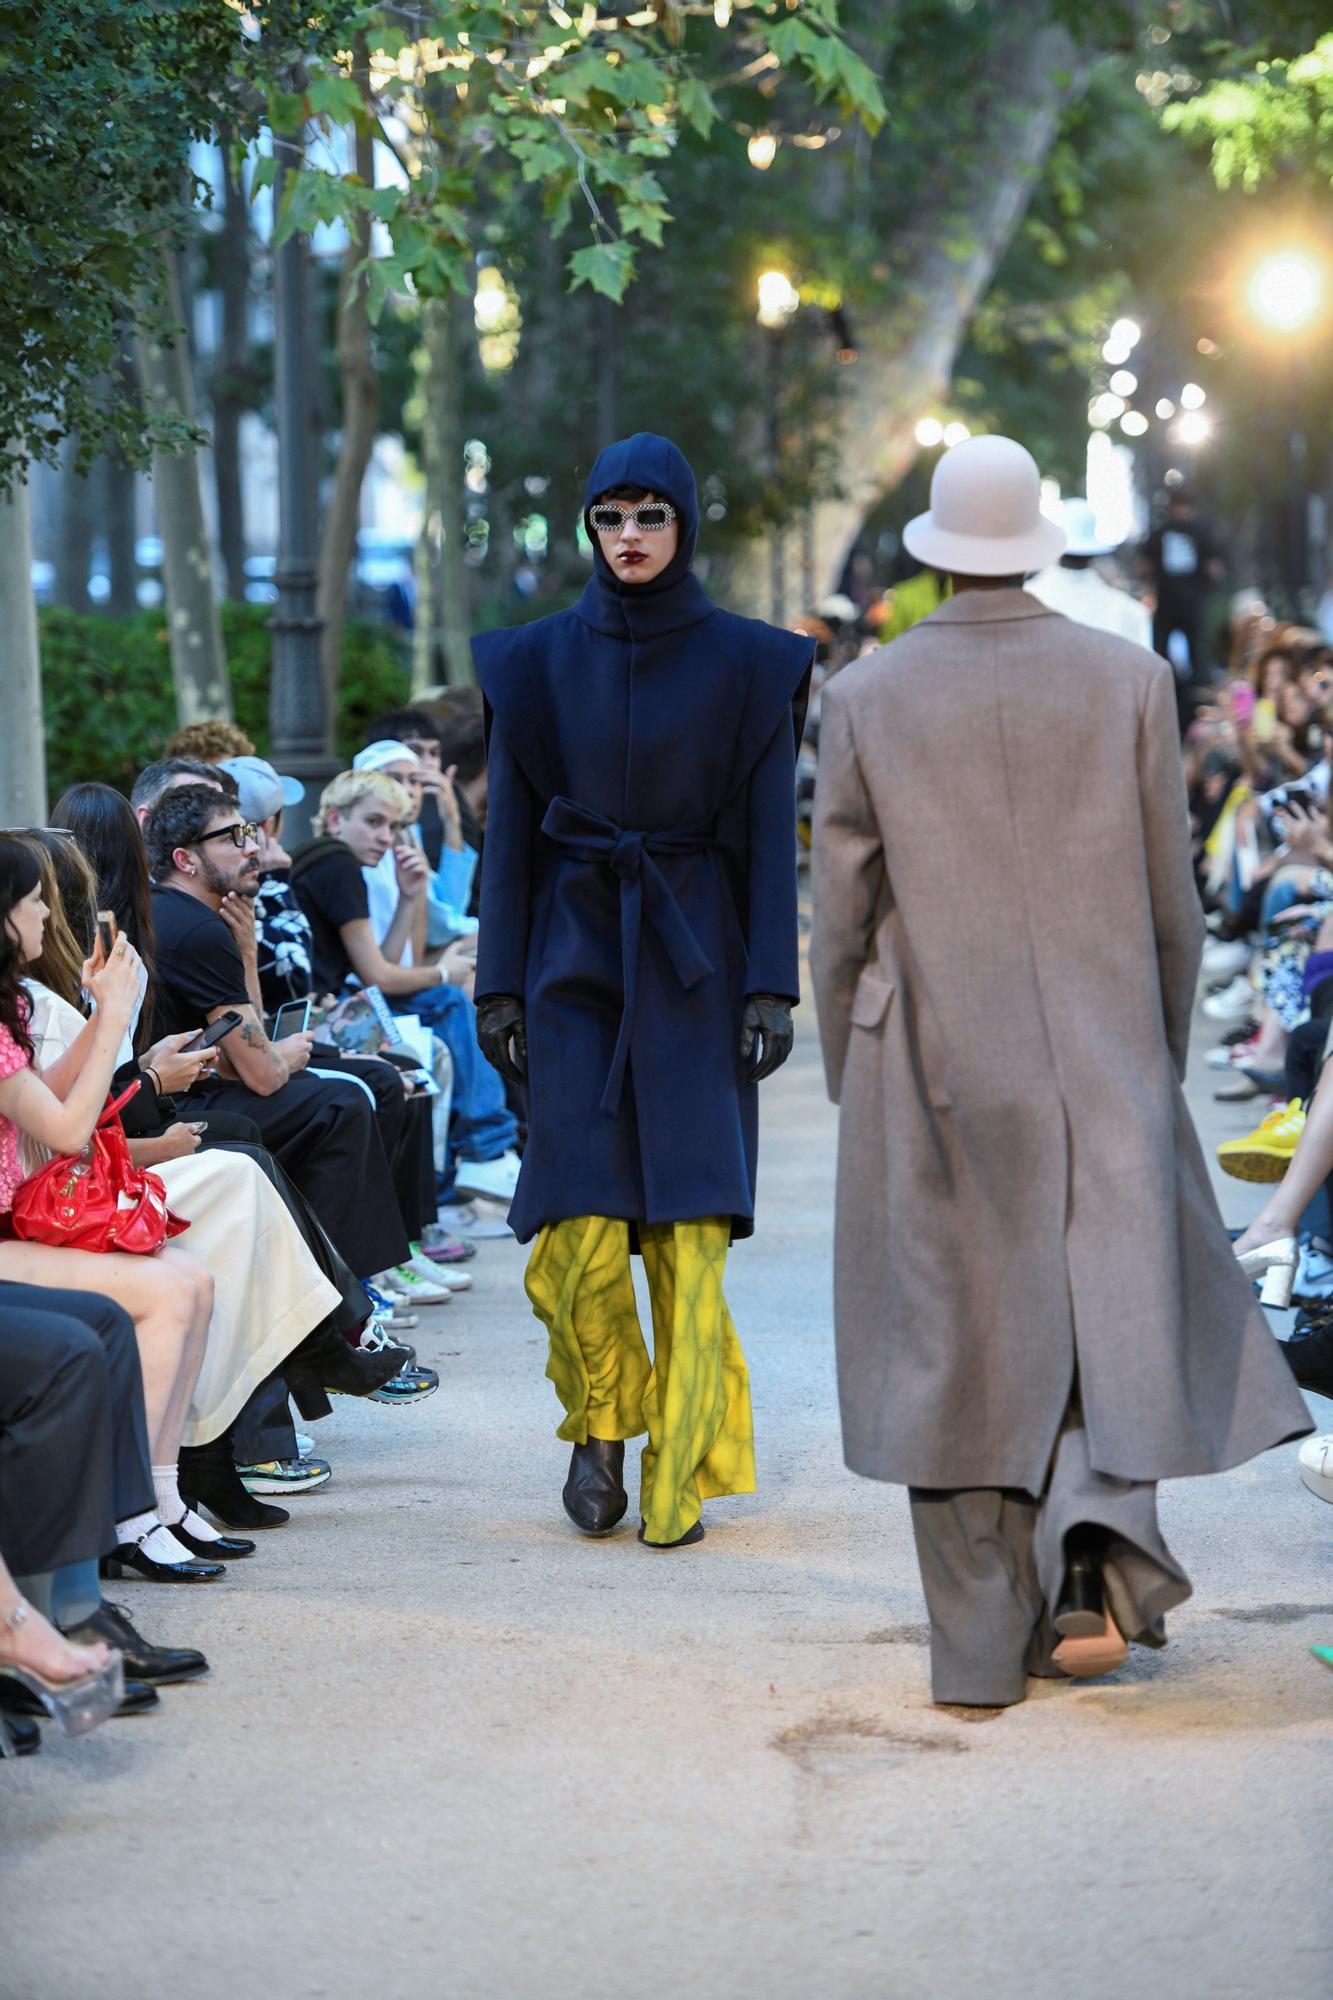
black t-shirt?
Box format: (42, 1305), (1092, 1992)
(290, 848), (370, 995)
(1144, 518), (1218, 604)
(150, 886), (251, 1039)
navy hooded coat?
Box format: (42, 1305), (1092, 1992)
(471, 433), (813, 1245)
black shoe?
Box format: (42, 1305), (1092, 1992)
(1282, 1324), (1333, 1399)
(637, 1518), (705, 1549)
(169, 1514), (255, 1561)
(1054, 1543), (1106, 1638)
(178, 1435), (290, 1531)
(285, 1325), (410, 1402)
(0, 1709), (40, 1756)
(103, 1524), (225, 1584)
(1, 1674), (157, 1720)
(562, 1439), (628, 1535)
(60, 1601), (208, 1685)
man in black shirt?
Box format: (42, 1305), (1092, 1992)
(144, 785), (413, 1282)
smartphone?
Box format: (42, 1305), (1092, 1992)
(182, 1009), (243, 1053)
(269, 997), (313, 1040)
(96, 908), (118, 958)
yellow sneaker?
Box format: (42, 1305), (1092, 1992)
(1217, 1099), (1306, 1183)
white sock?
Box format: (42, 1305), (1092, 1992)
(115, 1508), (158, 1546)
(179, 1506), (225, 1544)
(152, 1464), (186, 1528)
(138, 1522), (198, 1565)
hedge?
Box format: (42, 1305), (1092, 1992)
(39, 604), (413, 801)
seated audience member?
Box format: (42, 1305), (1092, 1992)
(0, 837), (224, 1585)
(141, 784), (420, 1287)
(349, 742), (477, 967)
(358, 717), (478, 940)
(15, 834), (407, 1529)
(289, 770), (520, 1206)
(434, 694), (488, 918)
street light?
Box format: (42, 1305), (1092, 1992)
(757, 269), (799, 622)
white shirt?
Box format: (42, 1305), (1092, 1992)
(1028, 564), (1154, 649)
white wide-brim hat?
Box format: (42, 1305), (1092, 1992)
(903, 435), (1066, 576)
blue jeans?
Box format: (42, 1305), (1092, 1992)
(391, 986), (518, 1192)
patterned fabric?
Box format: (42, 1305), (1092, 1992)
(255, 873), (315, 1011)
(525, 1212), (754, 1544)
(0, 1014), (31, 1215)
(1258, 870), (1333, 1031)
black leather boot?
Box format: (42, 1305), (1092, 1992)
(562, 1439), (628, 1535)
(179, 1426), (289, 1531)
(285, 1325), (409, 1404)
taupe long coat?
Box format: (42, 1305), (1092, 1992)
(810, 589), (1310, 1492)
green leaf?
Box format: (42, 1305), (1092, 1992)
(677, 77), (717, 139)
(618, 197), (669, 246)
(306, 72), (365, 125)
(567, 239), (636, 301)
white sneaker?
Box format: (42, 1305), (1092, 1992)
(436, 1199), (514, 1241)
(1201, 938), (1252, 981)
(408, 1247), (472, 1290)
(383, 1264), (454, 1306)
(1298, 1433), (1333, 1504)
(1205, 1036), (1259, 1069)
(1202, 975), (1257, 1022)
(295, 1431), (315, 1458)
(453, 1151), (521, 1202)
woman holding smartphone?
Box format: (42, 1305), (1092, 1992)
(0, 837), (228, 1583)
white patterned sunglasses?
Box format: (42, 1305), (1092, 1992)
(588, 501), (678, 534)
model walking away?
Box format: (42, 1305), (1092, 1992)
(811, 435), (1311, 1707)
(472, 432), (812, 1548)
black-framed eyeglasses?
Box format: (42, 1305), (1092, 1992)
(197, 820), (259, 850)
(588, 502), (677, 534)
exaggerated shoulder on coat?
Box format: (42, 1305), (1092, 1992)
(471, 605), (581, 679)
(823, 604), (1170, 724)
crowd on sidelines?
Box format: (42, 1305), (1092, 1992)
(0, 697), (519, 1757)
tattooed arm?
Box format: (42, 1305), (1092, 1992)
(209, 1002), (300, 1096)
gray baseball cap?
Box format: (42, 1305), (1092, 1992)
(218, 755), (305, 823)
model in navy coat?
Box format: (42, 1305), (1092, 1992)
(471, 433), (813, 1249)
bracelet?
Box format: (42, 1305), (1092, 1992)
(2, 1598), (29, 1634)
(144, 1064), (161, 1092)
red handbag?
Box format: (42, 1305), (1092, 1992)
(10, 1082), (190, 1255)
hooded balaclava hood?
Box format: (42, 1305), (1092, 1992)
(582, 432), (700, 601)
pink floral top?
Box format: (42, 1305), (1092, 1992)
(0, 1016), (31, 1215)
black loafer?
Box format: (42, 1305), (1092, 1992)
(1, 1675), (157, 1720)
(1282, 1325), (1333, 1400)
(637, 1519), (705, 1549)
(61, 1602), (208, 1685)
(562, 1439), (628, 1535)
(0, 1710), (40, 1756)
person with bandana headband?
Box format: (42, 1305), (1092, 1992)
(472, 433), (813, 1548)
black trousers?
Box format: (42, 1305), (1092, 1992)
(1153, 600), (1208, 735)
(182, 1069), (410, 1279)
(0, 1286), (153, 1573)
(308, 1048), (436, 1241)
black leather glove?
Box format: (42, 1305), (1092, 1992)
(740, 993), (793, 1083)
(475, 994), (527, 1089)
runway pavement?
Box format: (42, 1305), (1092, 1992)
(4, 981), (1331, 2000)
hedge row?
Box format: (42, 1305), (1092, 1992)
(39, 604), (412, 802)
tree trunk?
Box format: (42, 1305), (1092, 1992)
(316, 46), (380, 709)
(727, 6), (1092, 611)
(0, 462), (48, 823)
(103, 340), (141, 616)
(214, 138), (251, 602)
(54, 433), (96, 614)
(414, 294), (473, 691)
(134, 249), (233, 721)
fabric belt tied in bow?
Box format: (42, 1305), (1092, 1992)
(541, 795), (716, 1114)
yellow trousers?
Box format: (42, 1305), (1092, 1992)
(525, 1215), (755, 1545)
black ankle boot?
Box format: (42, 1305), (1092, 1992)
(284, 1325), (408, 1403)
(1054, 1536), (1106, 1638)
(178, 1431), (289, 1531)
(562, 1439), (628, 1535)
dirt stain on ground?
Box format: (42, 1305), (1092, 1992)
(774, 1713), (966, 1777)
(1210, 1603), (1333, 1625)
